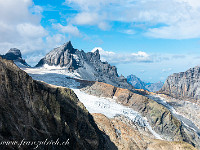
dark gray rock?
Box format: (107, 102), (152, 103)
(159, 66), (200, 100)
(0, 48), (30, 67)
(36, 41), (134, 90)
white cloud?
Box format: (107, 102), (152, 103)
(0, 0), (73, 63)
(91, 47), (115, 55)
(91, 47), (151, 63)
(53, 23), (81, 36)
(17, 23), (47, 38)
(0, 0), (48, 55)
(121, 29), (136, 35)
(71, 12), (110, 30)
(162, 68), (172, 73)
(65, 0), (200, 39)
(73, 12), (99, 25)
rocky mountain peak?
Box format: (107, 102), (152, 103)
(4, 48), (22, 60)
(36, 41), (134, 90)
(92, 49), (100, 60)
(62, 41), (75, 53)
(0, 48), (29, 67)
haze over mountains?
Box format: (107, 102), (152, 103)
(127, 74), (164, 92)
(1, 41), (200, 149)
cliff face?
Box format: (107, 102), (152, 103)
(0, 57), (115, 150)
(160, 66), (200, 100)
(36, 41), (133, 90)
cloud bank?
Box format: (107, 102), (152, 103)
(65, 0), (200, 39)
(91, 47), (152, 64)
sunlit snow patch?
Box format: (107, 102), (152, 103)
(24, 64), (81, 79)
(22, 66), (163, 140)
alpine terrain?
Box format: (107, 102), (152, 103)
(35, 41), (133, 91)
(0, 41), (199, 150)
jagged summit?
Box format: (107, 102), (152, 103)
(0, 48), (29, 67)
(35, 41), (133, 90)
(36, 41), (77, 68)
(60, 41), (75, 53)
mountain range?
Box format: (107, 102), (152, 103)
(0, 41), (200, 150)
(35, 41), (133, 91)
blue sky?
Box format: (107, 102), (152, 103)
(1, 0), (200, 82)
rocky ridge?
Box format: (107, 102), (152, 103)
(159, 66), (200, 100)
(36, 41), (133, 90)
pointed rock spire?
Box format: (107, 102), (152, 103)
(63, 41), (75, 53)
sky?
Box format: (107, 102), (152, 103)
(1, 0), (200, 83)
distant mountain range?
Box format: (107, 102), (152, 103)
(127, 74), (164, 92)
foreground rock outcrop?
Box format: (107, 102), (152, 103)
(159, 66), (200, 100)
(36, 41), (133, 90)
(0, 57), (115, 150)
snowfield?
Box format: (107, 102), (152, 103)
(22, 66), (163, 139)
(73, 89), (163, 139)
(21, 64), (200, 139)
(24, 64), (81, 79)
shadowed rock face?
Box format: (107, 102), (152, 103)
(0, 57), (116, 150)
(36, 41), (133, 90)
(0, 48), (29, 67)
(159, 66), (200, 100)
